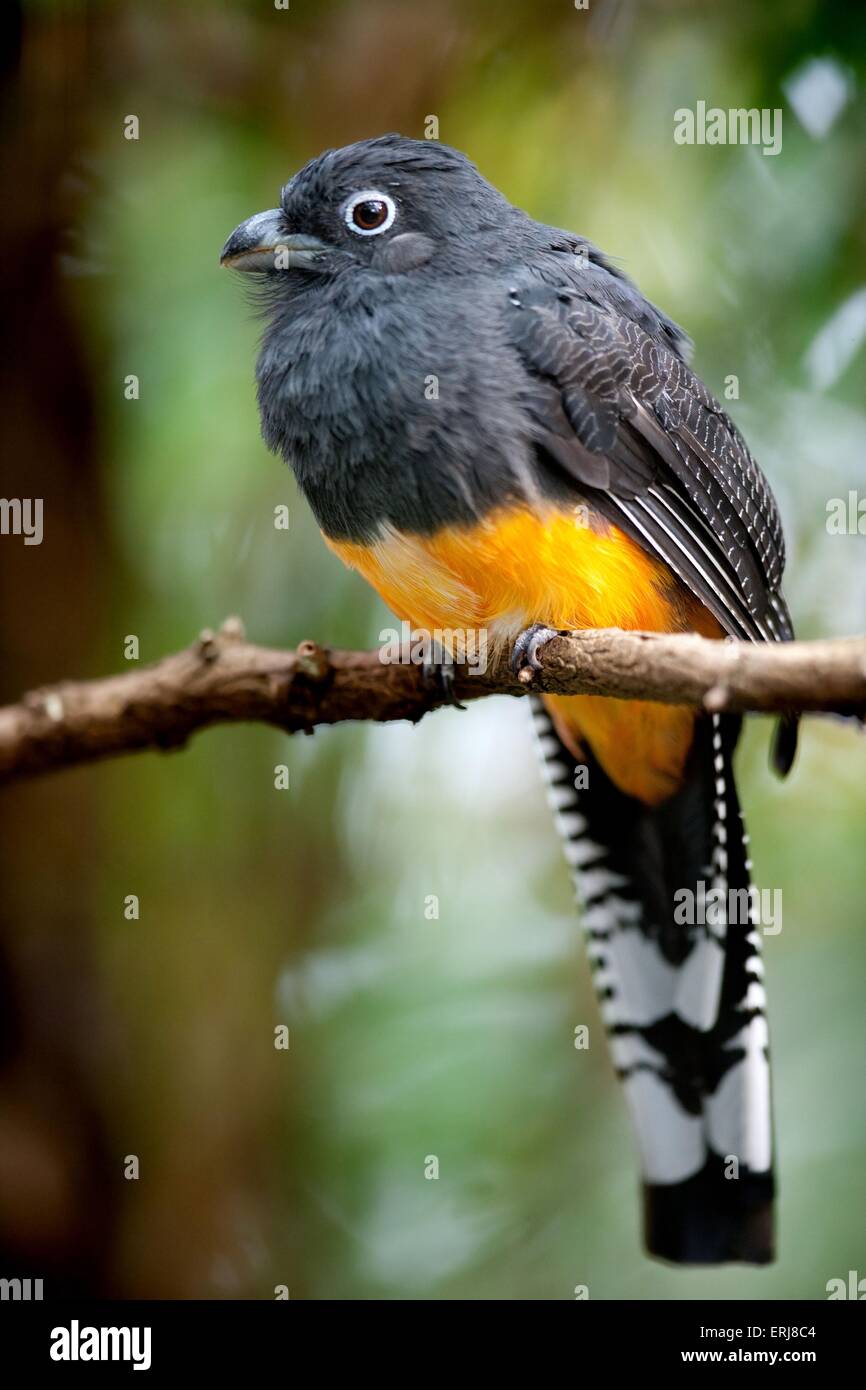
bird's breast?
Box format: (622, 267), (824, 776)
(325, 502), (716, 646)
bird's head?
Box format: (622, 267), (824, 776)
(220, 133), (518, 281)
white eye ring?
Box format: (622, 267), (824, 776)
(343, 190), (397, 237)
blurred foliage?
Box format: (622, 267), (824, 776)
(1, 0), (864, 1297)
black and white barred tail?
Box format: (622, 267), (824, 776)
(531, 696), (774, 1265)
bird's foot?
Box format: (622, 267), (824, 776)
(510, 624), (565, 681)
(422, 652), (466, 709)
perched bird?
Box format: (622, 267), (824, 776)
(222, 134), (796, 1265)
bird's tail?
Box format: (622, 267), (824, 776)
(531, 695), (774, 1265)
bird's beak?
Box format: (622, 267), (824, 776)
(220, 208), (330, 272)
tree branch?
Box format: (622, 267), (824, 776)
(0, 616), (863, 785)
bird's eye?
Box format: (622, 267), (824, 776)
(344, 190), (397, 237)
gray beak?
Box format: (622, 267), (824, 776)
(220, 208), (330, 272)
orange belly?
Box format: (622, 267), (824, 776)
(326, 505), (723, 805)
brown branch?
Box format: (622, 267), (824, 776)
(0, 616), (864, 786)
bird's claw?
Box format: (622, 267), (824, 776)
(510, 624), (564, 681)
(422, 654), (466, 709)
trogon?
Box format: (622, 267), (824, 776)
(221, 134), (796, 1266)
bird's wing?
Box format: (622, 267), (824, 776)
(504, 283), (793, 645)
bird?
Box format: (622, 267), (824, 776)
(221, 133), (796, 1266)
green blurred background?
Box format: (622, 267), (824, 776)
(0, 0), (864, 1299)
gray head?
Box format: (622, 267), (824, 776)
(220, 133), (522, 281)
